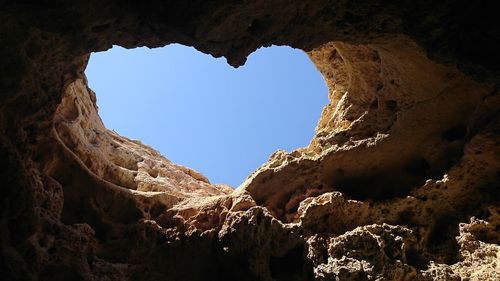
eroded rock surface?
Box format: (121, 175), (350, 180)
(1, 1), (499, 280)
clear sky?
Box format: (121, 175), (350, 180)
(85, 44), (327, 187)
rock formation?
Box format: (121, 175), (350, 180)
(0, 1), (499, 280)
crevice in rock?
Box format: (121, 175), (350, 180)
(425, 214), (461, 264)
(270, 245), (313, 281)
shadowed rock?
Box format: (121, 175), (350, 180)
(0, 1), (499, 280)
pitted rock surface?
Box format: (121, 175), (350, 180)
(1, 1), (499, 280)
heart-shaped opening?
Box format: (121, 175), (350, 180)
(85, 44), (327, 187)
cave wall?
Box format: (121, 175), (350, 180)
(1, 1), (499, 280)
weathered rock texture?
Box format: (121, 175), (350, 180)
(1, 1), (499, 280)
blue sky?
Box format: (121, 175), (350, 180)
(85, 44), (327, 187)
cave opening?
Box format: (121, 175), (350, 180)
(85, 44), (328, 187)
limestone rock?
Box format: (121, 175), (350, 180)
(0, 1), (499, 280)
